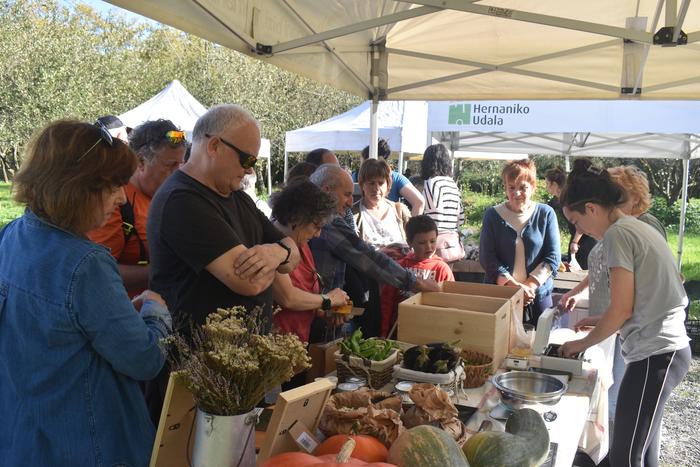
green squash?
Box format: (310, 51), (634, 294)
(463, 408), (550, 467)
(388, 425), (469, 467)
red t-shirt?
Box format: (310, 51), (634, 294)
(380, 253), (454, 337)
(273, 243), (319, 343)
(87, 182), (150, 297)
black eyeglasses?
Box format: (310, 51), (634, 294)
(78, 121), (114, 162)
(205, 133), (257, 169)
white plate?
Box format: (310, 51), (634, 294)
(395, 381), (416, 392)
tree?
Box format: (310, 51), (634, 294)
(0, 0), (362, 185)
(637, 159), (700, 206)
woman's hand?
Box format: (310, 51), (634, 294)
(132, 290), (166, 312)
(558, 290), (579, 313)
(569, 242), (580, 254)
(558, 339), (588, 358)
(314, 309), (349, 327)
(328, 288), (349, 307)
(573, 316), (599, 332)
(507, 279), (537, 305)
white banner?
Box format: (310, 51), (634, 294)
(428, 100), (700, 133)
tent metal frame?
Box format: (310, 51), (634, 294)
(246, 0), (700, 99)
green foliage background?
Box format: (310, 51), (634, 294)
(0, 0), (361, 184)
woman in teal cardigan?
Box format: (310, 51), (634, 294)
(480, 159), (560, 324)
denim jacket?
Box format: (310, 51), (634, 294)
(0, 211), (171, 467)
(479, 203), (560, 297)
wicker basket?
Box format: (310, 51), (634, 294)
(460, 349), (493, 388)
(335, 349), (399, 389)
(687, 320), (700, 355)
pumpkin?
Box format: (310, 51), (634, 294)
(315, 434), (389, 462)
(462, 408), (550, 467)
(261, 438), (396, 467)
(388, 425), (469, 467)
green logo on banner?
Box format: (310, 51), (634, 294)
(448, 103), (471, 124)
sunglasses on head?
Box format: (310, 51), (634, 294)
(205, 133), (257, 169)
(165, 130), (186, 144)
(78, 121), (114, 162)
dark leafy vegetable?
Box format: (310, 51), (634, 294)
(403, 343), (460, 374)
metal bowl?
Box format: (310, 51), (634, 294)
(492, 371), (567, 409)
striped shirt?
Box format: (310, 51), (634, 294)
(423, 176), (465, 232)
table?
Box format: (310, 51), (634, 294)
(363, 328), (607, 466)
(455, 357), (603, 466)
(553, 270), (588, 292)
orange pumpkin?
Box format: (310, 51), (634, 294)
(261, 438), (396, 467)
(315, 435), (389, 462)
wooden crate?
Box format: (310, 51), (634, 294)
(398, 292), (510, 370)
(443, 281), (524, 321)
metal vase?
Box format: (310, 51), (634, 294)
(191, 408), (257, 467)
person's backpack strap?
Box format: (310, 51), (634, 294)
(119, 195), (149, 265)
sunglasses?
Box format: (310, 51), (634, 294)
(78, 121), (114, 162)
(206, 133), (258, 169)
(165, 130), (186, 144)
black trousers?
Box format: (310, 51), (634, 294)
(601, 346), (691, 467)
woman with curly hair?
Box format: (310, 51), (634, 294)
(608, 165), (666, 239)
(270, 179), (349, 343)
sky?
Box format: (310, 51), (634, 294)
(60, 0), (156, 25)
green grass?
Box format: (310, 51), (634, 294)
(669, 232), (700, 284)
(0, 182), (22, 228)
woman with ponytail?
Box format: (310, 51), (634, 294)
(558, 165), (690, 467)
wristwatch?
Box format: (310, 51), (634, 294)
(320, 293), (332, 311)
(276, 240), (292, 266)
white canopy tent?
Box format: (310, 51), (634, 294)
(284, 100), (428, 175)
(119, 80), (207, 136)
(118, 79), (274, 193)
(104, 2), (700, 101)
(428, 100), (700, 267)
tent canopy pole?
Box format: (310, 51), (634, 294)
(267, 157), (273, 196)
(369, 98), (379, 159)
(677, 156), (691, 271)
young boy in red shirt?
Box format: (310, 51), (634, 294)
(380, 215), (455, 337)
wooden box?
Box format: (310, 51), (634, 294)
(306, 339), (341, 383)
(443, 281), (524, 322)
(398, 291), (511, 370)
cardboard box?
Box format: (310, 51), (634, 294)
(398, 292), (511, 370)
(306, 339), (341, 383)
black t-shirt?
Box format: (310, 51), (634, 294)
(147, 170), (284, 327)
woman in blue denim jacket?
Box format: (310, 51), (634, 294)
(0, 121), (172, 466)
(479, 159), (560, 324)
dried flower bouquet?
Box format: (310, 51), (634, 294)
(165, 306), (310, 415)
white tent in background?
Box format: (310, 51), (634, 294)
(118, 80), (274, 193)
(119, 80), (207, 135)
(284, 100), (429, 175)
